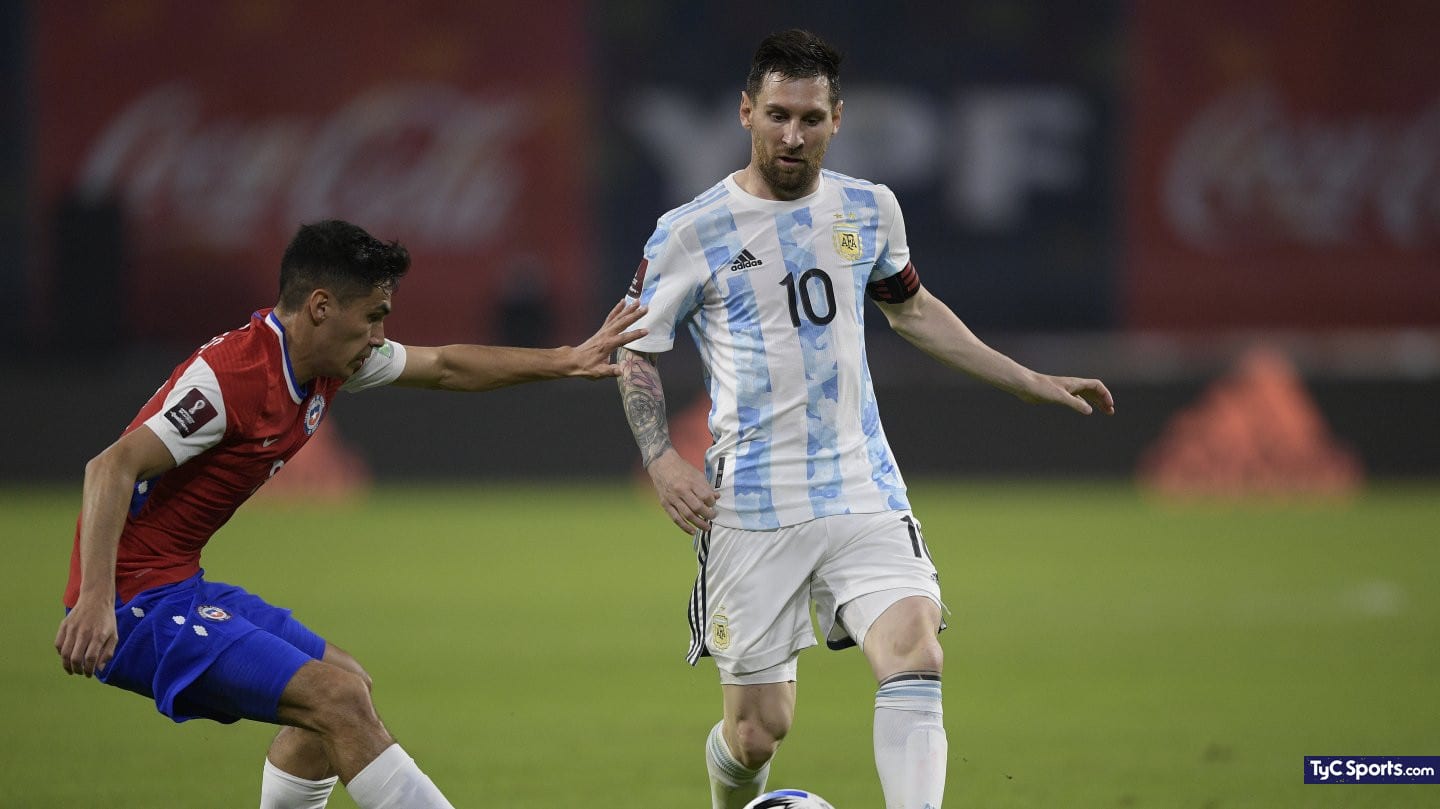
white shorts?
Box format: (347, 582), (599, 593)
(685, 510), (943, 683)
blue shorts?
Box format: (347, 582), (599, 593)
(92, 571), (326, 724)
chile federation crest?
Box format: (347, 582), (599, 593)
(303, 394), (326, 435)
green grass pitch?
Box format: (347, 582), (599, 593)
(4, 481), (1437, 807)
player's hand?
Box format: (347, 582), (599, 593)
(646, 449), (720, 535)
(1023, 373), (1115, 416)
(566, 301), (649, 379)
(55, 597), (118, 677)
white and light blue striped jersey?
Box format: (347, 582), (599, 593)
(625, 170), (913, 529)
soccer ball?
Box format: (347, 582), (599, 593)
(742, 789), (836, 809)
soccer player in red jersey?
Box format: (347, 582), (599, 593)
(54, 219), (647, 809)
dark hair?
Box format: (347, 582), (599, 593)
(745, 29), (844, 109)
(278, 220), (410, 311)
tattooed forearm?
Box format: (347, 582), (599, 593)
(617, 348), (673, 467)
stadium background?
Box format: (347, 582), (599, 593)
(3, 0), (1438, 482)
(2, 1), (1437, 807)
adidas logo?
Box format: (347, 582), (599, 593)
(729, 249), (764, 272)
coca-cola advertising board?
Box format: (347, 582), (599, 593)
(1125, 0), (1440, 330)
(35, 1), (590, 345)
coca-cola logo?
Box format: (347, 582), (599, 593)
(1164, 84), (1440, 251)
(78, 82), (529, 249)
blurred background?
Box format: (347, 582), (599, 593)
(4, 0), (1437, 487)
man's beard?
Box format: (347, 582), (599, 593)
(758, 149), (823, 199)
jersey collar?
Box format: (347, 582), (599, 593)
(724, 170), (827, 210)
(262, 311), (309, 404)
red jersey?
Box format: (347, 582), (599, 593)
(64, 309), (407, 606)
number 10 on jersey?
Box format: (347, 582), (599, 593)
(780, 268), (836, 327)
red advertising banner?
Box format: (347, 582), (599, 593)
(1125, 0), (1440, 330)
(34, 1), (591, 345)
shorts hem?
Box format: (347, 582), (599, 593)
(710, 633), (816, 678)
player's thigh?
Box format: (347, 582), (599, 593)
(701, 522), (826, 676)
(271, 655), (383, 735)
(811, 510), (941, 649)
(859, 594), (944, 680)
(175, 628), (320, 724)
(170, 581), (329, 723)
(209, 582), (328, 660)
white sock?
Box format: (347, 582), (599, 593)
(874, 673), (947, 809)
(260, 758), (338, 809)
(706, 720), (771, 809)
(345, 744), (455, 809)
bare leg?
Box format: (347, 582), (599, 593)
(267, 644), (371, 780)
(273, 659), (393, 783)
(707, 681), (795, 809)
(862, 596), (943, 682)
(721, 681), (796, 769)
(862, 596), (946, 809)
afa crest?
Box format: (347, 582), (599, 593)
(711, 610), (732, 651)
(833, 225), (862, 261)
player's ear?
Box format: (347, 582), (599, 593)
(831, 98), (843, 133)
(307, 288), (332, 324)
(739, 90), (753, 130)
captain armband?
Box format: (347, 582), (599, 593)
(866, 262), (921, 303)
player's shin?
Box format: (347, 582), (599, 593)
(345, 744), (455, 809)
(873, 672), (946, 809)
(260, 757), (338, 809)
(706, 720), (771, 809)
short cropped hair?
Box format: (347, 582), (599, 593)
(278, 220), (410, 311)
(745, 29), (844, 109)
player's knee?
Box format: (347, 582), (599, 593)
(907, 634), (943, 673)
(305, 668), (380, 736)
(732, 716), (788, 769)
(340, 661), (374, 695)
(883, 634), (942, 678)
(868, 605), (944, 676)
(322, 646), (374, 693)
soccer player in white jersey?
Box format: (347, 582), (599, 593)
(616, 30), (1114, 809)
(55, 220), (647, 809)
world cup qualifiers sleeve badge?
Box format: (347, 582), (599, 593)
(197, 605), (232, 621)
(164, 388), (219, 437)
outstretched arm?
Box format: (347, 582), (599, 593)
(878, 286), (1114, 416)
(616, 347), (719, 534)
(394, 300), (648, 391)
(55, 427), (176, 677)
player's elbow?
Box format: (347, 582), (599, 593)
(84, 443), (138, 488)
(87, 431), (174, 487)
(883, 305), (926, 344)
(879, 287), (930, 332)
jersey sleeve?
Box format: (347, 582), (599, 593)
(869, 185), (912, 283)
(141, 358), (228, 466)
(866, 186), (921, 303)
(341, 340), (409, 392)
(621, 220), (707, 353)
